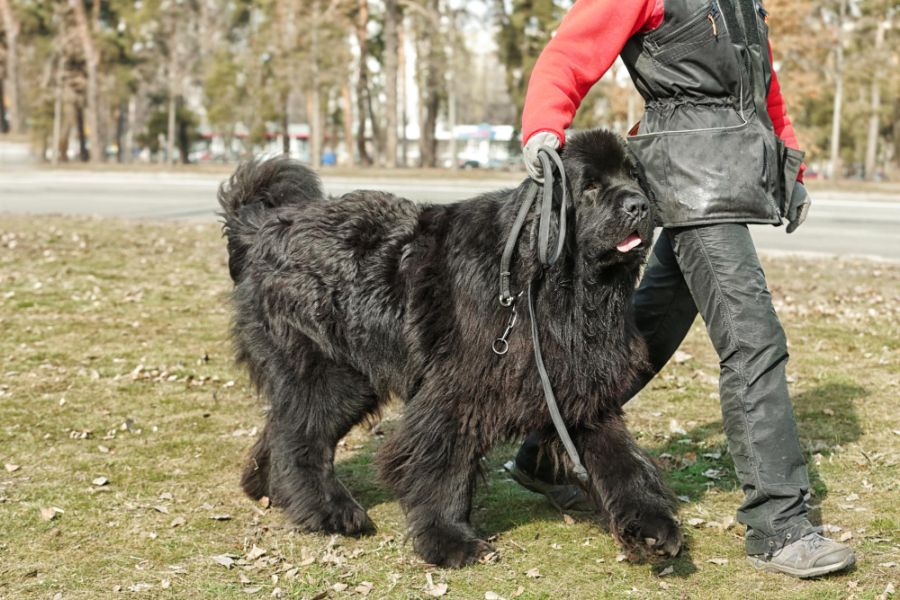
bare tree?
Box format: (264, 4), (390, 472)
(355, 0), (373, 165)
(383, 0), (400, 168)
(0, 0), (23, 133)
(69, 0), (101, 162)
(864, 15), (889, 180)
(828, 0), (846, 179)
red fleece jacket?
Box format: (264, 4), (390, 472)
(522, 0), (804, 179)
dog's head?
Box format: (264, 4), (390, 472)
(560, 129), (655, 265)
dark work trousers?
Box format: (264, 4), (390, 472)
(516, 223), (814, 555)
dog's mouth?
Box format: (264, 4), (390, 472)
(616, 232), (644, 253)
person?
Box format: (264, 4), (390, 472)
(508, 0), (856, 579)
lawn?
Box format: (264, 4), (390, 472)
(0, 215), (897, 599)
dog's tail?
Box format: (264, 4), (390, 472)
(218, 156), (324, 281)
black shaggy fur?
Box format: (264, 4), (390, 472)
(219, 129), (683, 567)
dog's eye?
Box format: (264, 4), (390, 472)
(584, 183), (600, 193)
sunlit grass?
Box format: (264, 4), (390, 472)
(0, 215), (897, 599)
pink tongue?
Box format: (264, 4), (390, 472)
(616, 234), (642, 253)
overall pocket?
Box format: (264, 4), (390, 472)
(629, 121), (779, 227)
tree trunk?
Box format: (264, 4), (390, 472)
(282, 99), (291, 155)
(70, 0), (101, 162)
(383, 0), (399, 168)
(864, 19), (886, 181)
(0, 0), (23, 134)
(419, 0), (442, 169)
(51, 55), (63, 165)
(341, 84), (355, 165)
(167, 92), (177, 164)
(166, 26), (178, 165)
(309, 0), (322, 167)
(828, 0), (845, 180)
(355, 0), (372, 166)
(0, 80), (6, 133)
(446, 21), (457, 171)
(398, 19), (408, 167)
(125, 95), (136, 163)
(75, 104), (89, 161)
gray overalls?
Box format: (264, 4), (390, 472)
(519, 0), (813, 555)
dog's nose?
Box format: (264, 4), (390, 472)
(623, 196), (650, 221)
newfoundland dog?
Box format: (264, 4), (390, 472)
(219, 129), (682, 567)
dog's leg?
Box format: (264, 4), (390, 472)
(241, 419), (272, 500)
(576, 415), (683, 561)
(263, 357), (380, 536)
(376, 405), (492, 568)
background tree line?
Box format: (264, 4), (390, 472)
(0, 0), (896, 178)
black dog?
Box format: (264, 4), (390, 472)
(219, 129), (682, 567)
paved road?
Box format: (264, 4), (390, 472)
(1, 168), (898, 262)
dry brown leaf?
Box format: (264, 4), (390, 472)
(484, 593), (503, 600)
(355, 582), (373, 596)
(153, 505), (169, 514)
(425, 573), (448, 597)
(246, 546), (266, 561)
(687, 518), (705, 527)
(212, 555), (235, 569)
(170, 516), (186, 528)
(707, 558), (729, 566)
(238, 572), (251, 585)
(4, 463), (20, 472)
(839, 531), (853, 542)
(658, 566), (674, 577)
(92, 476), (109, 487)
(511, 586), (525, 598)
(616, 554), (627, 562)
(40, 507), (60, 521)
(525, 567), (541, 578)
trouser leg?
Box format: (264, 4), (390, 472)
(669, 223), (812, 555)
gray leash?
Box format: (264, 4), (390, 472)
(495, 147), (589, 484)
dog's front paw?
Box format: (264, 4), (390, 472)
(414, 525), (495, 568)
(614, 513), (683, 562)
(293, 497), (375, 537)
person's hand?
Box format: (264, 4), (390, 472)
(523, 131), (561, 182)
(786, 181), (811, 234)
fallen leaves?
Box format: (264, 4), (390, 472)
(707, 558), (729, 566)
(424, 572), (448, 597)
(525, 567), (541, 579)
(211, 554), (236, 569)
(91, 476), (109, 487)
(40, 507), (62, 521)
(4, 463), (20, 472)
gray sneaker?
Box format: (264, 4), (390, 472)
(748, 532), (856, 578)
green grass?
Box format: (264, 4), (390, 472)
(0, 215), (897, 599)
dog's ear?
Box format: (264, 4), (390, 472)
(562, 129), (629, 194)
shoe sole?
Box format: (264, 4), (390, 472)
(747, 552), (856, 579)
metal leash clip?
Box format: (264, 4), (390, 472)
(492, 293), (522, 356)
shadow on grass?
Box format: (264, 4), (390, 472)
(329, 381), (865, 575)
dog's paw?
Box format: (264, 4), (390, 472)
(614, 513), (683, 563)
(324, 501), (376, 537)
(414, 526), (495, 568)
(296, 498), (376, 537)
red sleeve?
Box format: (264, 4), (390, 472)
(766, 41), (806, 181)
(522, 0), (660, 146)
